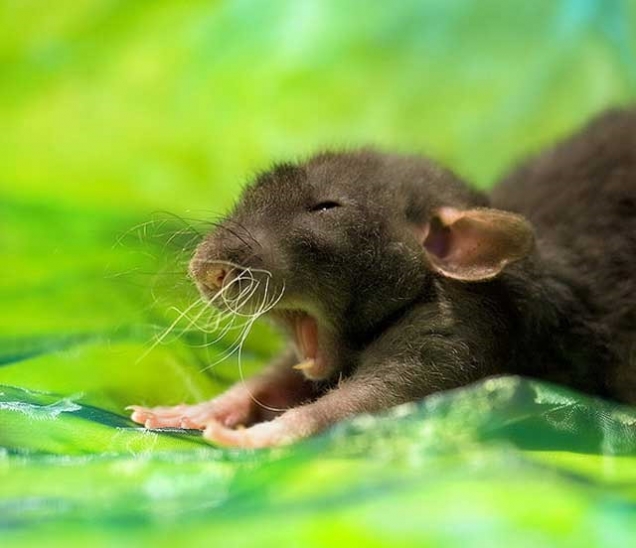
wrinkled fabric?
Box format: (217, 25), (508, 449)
(2, 378), (636, 546)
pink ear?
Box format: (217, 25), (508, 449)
(421, 207), (534, 281)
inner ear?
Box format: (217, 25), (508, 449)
(421, 207), (534, 281)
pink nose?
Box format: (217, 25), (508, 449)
(203, 267), (227, 290)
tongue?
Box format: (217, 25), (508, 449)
(296, 315), (318, 360)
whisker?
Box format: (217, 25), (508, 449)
(112, 219), (169, 249)
(236, 282), (289, 413)
(136, 297), (206, 363)
(222, 218), (263, 250)
(198, 274), (270, 370)
(221, 275), (261, 316)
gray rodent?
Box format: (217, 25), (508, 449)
(130, 108), (636, 448)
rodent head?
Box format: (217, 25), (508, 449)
(190, 150), (534, 380)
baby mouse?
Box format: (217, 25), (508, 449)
(130, 108), (636, 448)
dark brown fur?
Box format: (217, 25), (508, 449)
(492, 109), (636, 401)
(132, 109), (636, 447)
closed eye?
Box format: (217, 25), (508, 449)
(309, 201), (341, 212)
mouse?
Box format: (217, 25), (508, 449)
(129, 108), (636, 448)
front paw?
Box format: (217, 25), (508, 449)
(127, 386), (256, 430)
(128, 402), (208, 429)
(203, 419), (291, 448)
(203, 409), (315, 448)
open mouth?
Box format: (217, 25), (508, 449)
(272, 310), (332, 381)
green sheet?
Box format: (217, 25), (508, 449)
(2, 1), (636, 546)
(3, 378), (636, 546)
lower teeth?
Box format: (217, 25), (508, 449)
(293, 359), (315, 371)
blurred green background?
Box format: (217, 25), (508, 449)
(2, 0), (636, 546)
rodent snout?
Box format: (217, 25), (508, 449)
(188, 248), (229, 294)
(201, 266), (227, 291)
(189, 224), (276, 306)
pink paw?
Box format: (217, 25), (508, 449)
(127, 402), (209, 429)
(203, 419), (291, 448)
(127, 388), (255, 430)
(202, 408), (316, 448)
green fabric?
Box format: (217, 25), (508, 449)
(3, 378), (636, 547)
(1, 1), (636, 546)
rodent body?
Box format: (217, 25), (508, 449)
(130, 109), (636, 447)
(492, 109), (636, 401)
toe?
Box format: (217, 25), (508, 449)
(203, 420), (290, 449)
(130, 409), (152, 424)
(203, 422), (248, 447)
